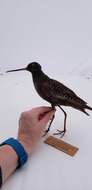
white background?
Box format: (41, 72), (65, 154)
(0, 0), (92, 189)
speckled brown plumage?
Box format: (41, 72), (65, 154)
(7, 62), (92, 137)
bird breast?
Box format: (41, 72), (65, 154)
(33, 78), (54, 104)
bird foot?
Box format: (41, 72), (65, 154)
(53, 129), (66, 138)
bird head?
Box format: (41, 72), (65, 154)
(26, 62), (42, 73)
(6, 62), (42, 73)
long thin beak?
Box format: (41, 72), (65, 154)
(6, 68), (26, 73)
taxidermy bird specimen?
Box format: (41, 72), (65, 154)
(6, 62), (92, 137)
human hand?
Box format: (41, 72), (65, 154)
(17, 106), (56, 156)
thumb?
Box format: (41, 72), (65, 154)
(40, 110), (55, 127)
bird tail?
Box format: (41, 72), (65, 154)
(81, 109), (90, 116)
(85, 105), (92, 111)
(80, 105), (92, 116)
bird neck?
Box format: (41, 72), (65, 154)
(32, 70), (48, 83)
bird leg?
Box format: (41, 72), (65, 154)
(53, 105), (67, 138)
(43, 114), (55, 136)
(43, 105), (55, 136)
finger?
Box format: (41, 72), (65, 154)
(22, 106), (52, 117)
(38, 107), (56, 120)
(26, 106), (55, 119)
(33, 106), (54, 115)
(40, 110), (56, 128)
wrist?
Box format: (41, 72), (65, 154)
(0, 145), (18, 183)
(17, 138), (31, 156)
(0, 144), (18, 163)
(1, 138), (28, 169)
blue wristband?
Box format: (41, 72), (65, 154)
(1, 138), (28, 168)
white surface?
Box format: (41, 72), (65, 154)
(0, 0), (92, 76)
(0, 0), (92, 189)
(0, 73), (92, 190)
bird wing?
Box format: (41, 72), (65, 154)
(53, 79), (87, 105)
(41, 78), (87, 106)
